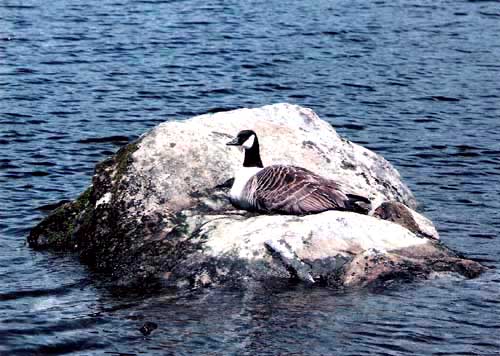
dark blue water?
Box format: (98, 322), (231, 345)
(1, 0), (499, 354)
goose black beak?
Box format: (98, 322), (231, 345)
(226, 138), (240, 146)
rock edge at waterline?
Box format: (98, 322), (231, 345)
(28, 103), (485, 289)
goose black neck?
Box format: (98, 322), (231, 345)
(243, 139), (263, 168)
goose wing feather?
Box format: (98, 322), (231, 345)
(248, 165), (350, 214)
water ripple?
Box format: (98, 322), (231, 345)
(0, 0), (499, 355)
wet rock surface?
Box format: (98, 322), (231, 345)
(28, 104), (485, 289)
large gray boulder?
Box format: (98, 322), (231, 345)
(28, 103), (484, 288)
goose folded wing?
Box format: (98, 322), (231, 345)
(253, 165), (349, 214)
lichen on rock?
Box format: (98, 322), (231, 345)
(28, 103), (485, 289)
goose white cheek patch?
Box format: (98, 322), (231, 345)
(242, 135), (255, 149)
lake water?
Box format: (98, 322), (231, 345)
(1, 0), (499, 355)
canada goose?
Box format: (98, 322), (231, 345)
(226, 130), (371, 215)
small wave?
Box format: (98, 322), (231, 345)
(15, 68), (37, 74)
(205, 106), (239, 114)
(2, 112), (33, 119)
(335, 123), (366, 131)
(28, 161), (56, 167)
(78, 136), (130, 144)
(452, 151), (481, 157)
(469, 233), (496, 240)
(35, 200), (70, 212)
(28, 171), (50, 177)
(422, 95), (461, 102)
(201, 88), (237, 95)
(342, 82), (376, 91)
(49, 110), (81, 117)
(386, 81), (409, 87)
(479, 11), (500, 18)
(412, 152), (441, 159)
(321, 30), (346, 36)
(0, 4), (36, 9)
(0, 284), (74, 301)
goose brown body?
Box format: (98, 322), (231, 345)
(226, 130), (370, 215)
(241, 165), (359, 214)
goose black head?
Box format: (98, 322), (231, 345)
(226, 130), (258, 149)
(226, 130), (263, 168)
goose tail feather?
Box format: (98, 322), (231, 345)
(345, 194), (371, 215)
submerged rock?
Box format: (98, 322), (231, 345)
(28, 103), (484, 289)
(139, 321), (158, 336)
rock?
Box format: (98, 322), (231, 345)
(139, 321), (158, 336)
(27, 103), (485, 289)
(372, 201), (440, 240)
(28, 189), (93, 250)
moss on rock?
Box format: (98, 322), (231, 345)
(28, 140), (140, 251)
(28, 186), (94, 250)
(113, 141), (139, 183)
